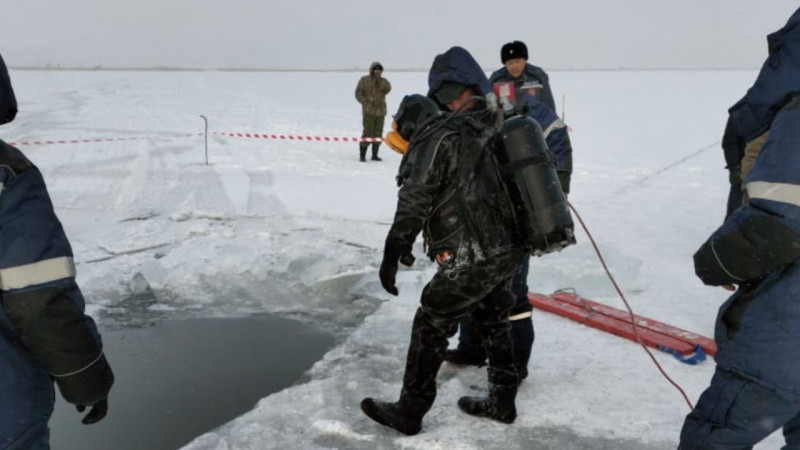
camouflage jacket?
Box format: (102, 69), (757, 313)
(355, 62), (391, 117)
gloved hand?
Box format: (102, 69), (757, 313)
(54, 353), (114, 424)
(379, 246), (400, 296)
(77, 398), (108, 425)
(379, 242), (414, 296)
(728, 164), (742, 187)
(693, 213), (800, 286)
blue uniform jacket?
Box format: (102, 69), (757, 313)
(0, 140), (112, 448)
(696, 97), (800, 399)
(727, 8), (800, 142)
(489, 63), (556, 112)
(691, 8), (800, 399)
(519, 92), (573, 182)
(716, 98), (800, 398)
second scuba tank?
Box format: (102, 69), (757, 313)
(493, 115), (576, 255)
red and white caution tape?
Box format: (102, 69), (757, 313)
(212, 132), (384, 142)
(7, 131), (383, 148)
(8, 133), (202, 147)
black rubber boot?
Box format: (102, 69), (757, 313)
(371, 142), (382, 161)
(444, 347), (487, 367)
(359, 143), (368, 162)
(362, 309), (450, 435)
(516, 364), (529, 383)
(457, 383), (518, 424)
(510, 315), (534, 383)
(360, 397), (425, 435)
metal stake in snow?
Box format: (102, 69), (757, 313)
(200, 115), (209, 165)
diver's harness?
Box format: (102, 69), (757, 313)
(397, 96), (575, 275)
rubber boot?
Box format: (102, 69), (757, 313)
(459, 305), (519, 423)
(510, 317), (534, 382)
(457, 383), (518, 424)
(444, 346), (487, 366)
(360, 396), (427, 436)
(361, 308), (450, 435)
(371, 142), (382, 161)
(359, 143), (368, 162)
(445, 315), (487, 366)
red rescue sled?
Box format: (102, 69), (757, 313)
(528, 291), (716, 359)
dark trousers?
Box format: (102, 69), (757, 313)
(400, 252), (522, 411)
(679, 368), (800, 449)
(455, 254), (533, 368)
(361, 114), (385, 139)
(360, 115), (385, 158)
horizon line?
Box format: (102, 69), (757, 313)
(8, 66), (759, 73)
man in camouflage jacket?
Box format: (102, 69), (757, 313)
(355, 61), (391, 162)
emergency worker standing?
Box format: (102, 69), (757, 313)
(0, 54), (114, 449)
(679, 7), (800, 449)
(446, 60), (573, 382)
(360, 46), (529, 435)
(355, 61), (391, 162)
(489, 40), (556, 111)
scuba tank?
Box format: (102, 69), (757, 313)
(492, 115), (575, 255)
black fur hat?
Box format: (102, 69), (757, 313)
(501, 41), (528, 64)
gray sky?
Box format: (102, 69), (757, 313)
(1, 0), (798, 70)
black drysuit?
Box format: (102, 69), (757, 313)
(381, 109), (527, 413)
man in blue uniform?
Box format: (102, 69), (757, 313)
(0, 54), (114, 450)
(679, 7), (800, 449)
(489, 40), (556, 111)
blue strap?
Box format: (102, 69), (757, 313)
(658, 344), (707, 365)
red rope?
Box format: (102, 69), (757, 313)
(567, 200), (695, 411)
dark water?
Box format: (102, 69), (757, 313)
(49, 315), (334, 450)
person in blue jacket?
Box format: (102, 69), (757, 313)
(445, 66), (572, 383)
(0, 54), (114, 450)
(679, 7), (800, 449)
(489, 40), (556, 112)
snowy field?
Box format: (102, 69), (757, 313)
(3, 68), (784, 449)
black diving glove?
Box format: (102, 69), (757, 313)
(379, 243), (415, 296)
(77, 398), (108, 425)
(379, 244), (401, 296)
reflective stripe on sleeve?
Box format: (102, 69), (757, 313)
(0, 256), (76, 291)
(746, 181), (800, 208)
(542, 118), (566, 139)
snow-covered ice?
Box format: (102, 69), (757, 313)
(2, 68), (785, 449)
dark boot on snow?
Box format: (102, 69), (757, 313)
(359, 143), (368, 162)
(361, 397), (424, 435)
(457, 384), (518, 424)
(444, 347), (487, 367)
(371, 142), (382, 161)
(516, 364), (529, 384)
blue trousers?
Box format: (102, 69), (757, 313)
(679, 368), (800, 450)
(1, 338), (55, 450)
(3, 421), (50, 450)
